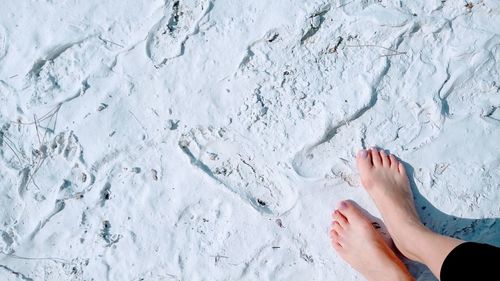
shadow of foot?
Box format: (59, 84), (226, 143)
(403, 163), (500, 280)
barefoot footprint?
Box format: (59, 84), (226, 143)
(178, 127), (297, 215)
(24, 37), (109, 107)
(146, 0), (211, 67)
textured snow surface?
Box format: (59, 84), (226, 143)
(0, 0), (499, 280)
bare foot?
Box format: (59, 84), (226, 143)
(330, 200), (414, 281)
(355, 148), (430, 262)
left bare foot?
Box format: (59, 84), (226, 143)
(330, 200), (415, 281)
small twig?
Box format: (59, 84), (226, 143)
(346, 44), (407, 58)
(33, 114), (42, 146)
(1, 132), (26, 164)
(336, 1), (354, 9)
(346, 44), (400, 53)
(47, 105), (60, 143)
(40, 104), (61, 145)
(98, 36), (124, 48)
(0, 252), (68, 263)
(2, 137), (24, 164)
(128, 110), (149, 137)
(329, 36), (344, 53)
(380, 52), (407, 57)
(26, 156), (45, 190)
(14, 104), (61, 126)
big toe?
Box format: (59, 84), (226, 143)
(356, 149), (372, 174)
(338, 200), (370, 226)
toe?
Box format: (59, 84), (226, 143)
(389, 154), (399, 170)
(370, 147), (382, 166)
(356, 149), (372, 173)
(338, 200), (370, 227)
(332, 239), (343, 251)
(398, 162), (407, 176)
(333, 210), (348, 227)
(330, 228), (339, 240)
(330, 228), (342, 250)
(380, 150), (390, 167)
(332, 221), (343, 234)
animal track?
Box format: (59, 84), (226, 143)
(179, 127), (297, 215)
(146, 0), (212, 67)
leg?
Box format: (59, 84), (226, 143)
(440, 242), (500, 280)
(329, 200), (414, 281)
(355, 148), (465, 278)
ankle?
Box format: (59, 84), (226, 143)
(386, 262), (415, 281)
(394, 224), (432, 263)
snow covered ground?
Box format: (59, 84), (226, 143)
(0, 0), (499, 280)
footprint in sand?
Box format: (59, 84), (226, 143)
(292, 124), (364, 184)
(178, 127), (297, 215)
(0, 130), (94, 245)
(24, 37), (108, 108)
(174, 200), (233, 254)
(0, 25), (7, 61)
(19, 131), (94, 203)
(146, 0), (211, 67)
(231, 8), (393, 181)
(0, 164), (23, 253)
(39, 131), (94, 198)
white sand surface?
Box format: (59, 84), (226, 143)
(0, 0), (499, 280)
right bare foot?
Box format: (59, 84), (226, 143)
(356, 148), (429, 262)
(330, 200), (414, 281)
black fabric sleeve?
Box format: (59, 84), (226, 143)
(441, 242), (500, 281)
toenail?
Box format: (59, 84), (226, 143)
(358, 150), (368, 158)
(338, 201), (348, 210)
